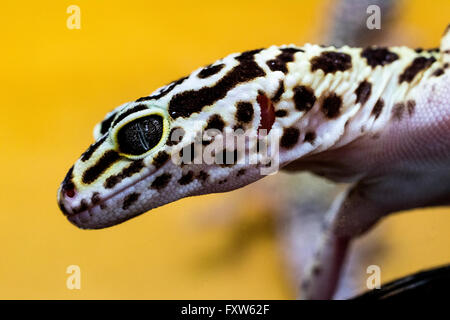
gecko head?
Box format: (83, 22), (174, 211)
(57, 97), (271, 229)
(57, 47), (293, 229)
(57, 101), (175, 229)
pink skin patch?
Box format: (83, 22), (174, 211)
(257, 93), (275, 134)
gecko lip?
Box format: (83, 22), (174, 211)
(59, 164), (164, 228)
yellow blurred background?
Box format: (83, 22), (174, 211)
(1, 0), (450, 299)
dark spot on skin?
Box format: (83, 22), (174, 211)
(150, 173), (172, 190)
(293, 86), (316, 112)
(312, 265), (321, 276)
(266, 59), (287, 73)
(197, 171), (209, 182)
(166, 127), (185, 146)
(282, 47), (304, 54)
(266, 47), (304, 73)
(58, 200), (69, 215)
(72, 199), (89, 215)
(407, 100), (416, 116)
(304, 131), (316, 144)
(399, 56), (436, 83)
(344, 119), (350, 129)
(178, 171), (194, 185)
(179, 143), (197, 164)
(355, 80), (372, 104)
(236, 49), (263, 61)
(61, 166), (75, 194)
(360, 125), (366, 133)
(202, 139), (213, 146)
(322, 93), (342, 118)
(257, 93), (275, 133)
(280, 127), (300, 149)
(169, 54), (265, 119)
(99, 112), (117, 136)
(122, 193), (140, 210)
(275, 110), (288, 117)
(371, 99), (384, 120)
(81, 136), (107, 162)
(218, 179), (227, 184)
(361, 47), (399, 67)
(136, 76), (187, 102)
(112, 104), (148, 127)
(205, 114), (226, 131)
(104, 159), (145, 189)
(433, 68), (445, 77)
(235, 102), (254, 123)
(236, 169), (246, 177)
(272, 80), (285, 102)
(310, 51), (352, 73)
(392, 102), (405, 121)
(82, 150), (120, 184)
(198, 63), (225, 79)
(152, 151), (170, 169)
(91, 192), (101, 204)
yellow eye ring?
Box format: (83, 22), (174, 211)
(110, 105), (170, 160)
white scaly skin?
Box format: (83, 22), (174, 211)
(58, 25), (450, 298)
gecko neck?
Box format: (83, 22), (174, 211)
(263, 44), (441, 170)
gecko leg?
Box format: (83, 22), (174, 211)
(300, 180), (388, 300)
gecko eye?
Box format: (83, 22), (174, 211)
(110, 104), (170, 159)
(116, 115), (164, 156)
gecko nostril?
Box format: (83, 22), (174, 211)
(62, 165), (76, 198)
(65, 189), (75, 198)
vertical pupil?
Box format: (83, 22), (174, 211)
(117, 115), (163, 155)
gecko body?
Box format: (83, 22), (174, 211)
(58, 25), (450, 298)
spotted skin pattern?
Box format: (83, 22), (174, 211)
(58, 25), (450, 299)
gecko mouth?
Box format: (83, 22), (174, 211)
(58, 164), (164, 228)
